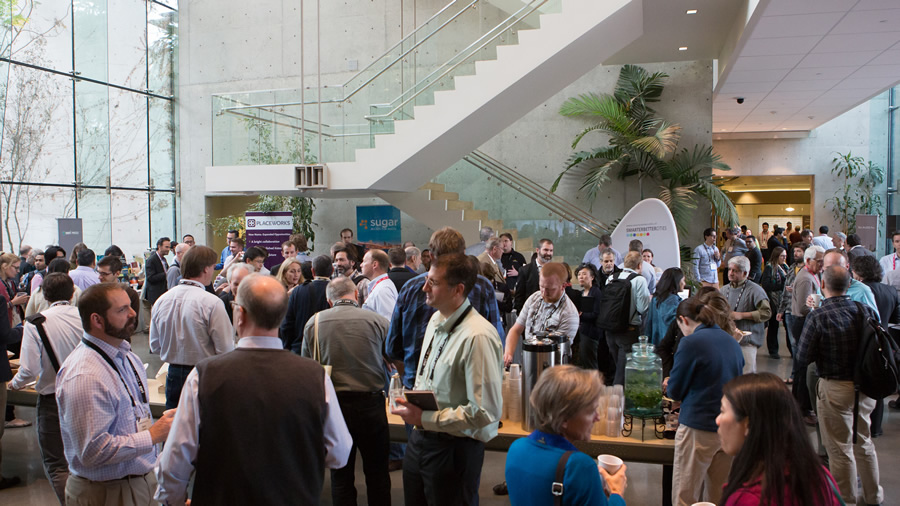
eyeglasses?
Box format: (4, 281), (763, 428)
(229, 300), (244, 312)
(98, 271), (114, 277)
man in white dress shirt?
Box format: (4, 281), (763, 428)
(878, 231), (900, 283)
(68, 249), (100, 292)
(812, 226), (835, 251)
(9, 273), (82, 503)
(155, 274), (351, 506)
(360, 249), (398, 320)
(149, 246), (234, 410)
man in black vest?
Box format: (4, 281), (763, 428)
(280, 255), (333, 353)
(512, 238), (554, 313)
(144, 237), (171, 306)
(387, 247), (416, 292)
(155, 274), (352, 505)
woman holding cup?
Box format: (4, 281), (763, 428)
(505, 365), (627, 505)
(717, 373), (841, 505)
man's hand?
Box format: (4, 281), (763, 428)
(391, 398), (423, 427)
(503, 349), (514, 368)
(148, 409), (176, 444)
(731, 311), (747, 320)
(598, 463), (627, 497)
(776, 312), (783, 322)
(507, 267), (518, 277)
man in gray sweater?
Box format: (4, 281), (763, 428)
(721, 255), (770, 374)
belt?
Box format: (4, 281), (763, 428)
(336, 390), (384, 398)
(168, 363), (194, 369)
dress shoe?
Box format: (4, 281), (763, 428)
(0, 476), (21, 490)
(493, 481), (508, 495)
(803, 412), (818, 426)
(889, 399), (899, 409)
(388, 459), (403, 472)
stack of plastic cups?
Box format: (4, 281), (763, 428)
(501, 371), (510, 420)
(593, 386), (609, 435)
(508, 364), (522, 423)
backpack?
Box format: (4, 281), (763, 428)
(851, 301), (900, 443)
(597, 272), (639, 332)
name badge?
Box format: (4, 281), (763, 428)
(710, 262), (717, 272)
(137, 417), (152, 432)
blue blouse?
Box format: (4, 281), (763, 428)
(506, 430), (626, 506)
(643, 293), (680, 346)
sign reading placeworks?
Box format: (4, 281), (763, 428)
(245, 211), (293, 270)
(609, 198), (680, 271)
(357, 205), (401, 245)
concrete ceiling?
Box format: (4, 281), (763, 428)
(604, 0), (900, 135)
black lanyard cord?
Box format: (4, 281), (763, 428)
(82, 338), (148, 407)
(418, 305), (474, 382)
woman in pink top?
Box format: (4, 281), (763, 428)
(717, 373), (842, 505)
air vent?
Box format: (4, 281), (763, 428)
(295, 164), (327, 189)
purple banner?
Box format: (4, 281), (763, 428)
(245, 211), (293, 270)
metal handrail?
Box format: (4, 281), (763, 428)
(462, 150), (609, 239)
(365, 0), (549, 121)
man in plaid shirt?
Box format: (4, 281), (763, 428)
(795, 265), (883, 505)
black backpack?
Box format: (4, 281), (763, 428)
(597, 272), (639, 332)
(851, 302), (900, 443)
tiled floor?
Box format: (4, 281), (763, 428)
(2, 331), (898, 505)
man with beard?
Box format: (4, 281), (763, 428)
(498, 233), (525, 292)
(56, 283), (176, 505)
(513, 239), (555, 314)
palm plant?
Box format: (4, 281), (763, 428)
(551, 65), (738, 236)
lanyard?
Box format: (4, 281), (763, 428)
(527, 295), (566, 337)
(894, 254), (898, 270)
(805, 266), (821, 289)
(418, 305), (474, 383)
(82, 339), (147, 407)
(730, 282), (748, 311)
(370, 275), (389, 291)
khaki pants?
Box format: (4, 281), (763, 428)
(0, 382), (6, 472)
(816, 378), (884, 505)
(65, 472), (157, 506)
(672, 424), (732, 506)
(740, 344), (757, 374)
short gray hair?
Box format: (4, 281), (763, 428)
(530, 365), (602, 435)
(405, 246), (420, 259)
(174, 243), (191, 254)
(485, 237), (501, 251)
(835, 232), (847, 241)
(479, 226), (494, 242)
(728, 255), (750, 273)
(326, 276), (357, 303)
(226, 262), (254, 282)
(803, 244), (826, 263)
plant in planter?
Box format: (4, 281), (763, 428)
(550, 65), (738, 237)
(825, 151), (884, 234)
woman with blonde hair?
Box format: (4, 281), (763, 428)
(275, 257), (304, 292)
(506, 365), (627, 505)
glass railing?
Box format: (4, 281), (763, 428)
(211, 0), (561, 166)
(433, 151), (608, 263)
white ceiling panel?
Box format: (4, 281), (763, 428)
(783, 66), (858, 81)
(731, 54), (805, 71)
(855, 0), (900, 12)
(830, 9), (900, 34)
(851, 65), (900, 78)
(741, 36), (822, 56)
(813, 32), (900, 53)
(751, 12), (844, 38)
(763, 0), (853, 17)
(773, 79), (841, 92)
(764, 90), (826, 101)
(869, 49), (900, 65)
(796, 51), (882, 67)
(725, 68), (792, 83)
(833, 76), (900, 89)
(718, 82), (779, 94)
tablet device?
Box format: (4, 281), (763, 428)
(404, 390), (440, 411)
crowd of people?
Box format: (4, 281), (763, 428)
(0, 220), (894, 505)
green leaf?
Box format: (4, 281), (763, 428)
(630, 121), (681, 158)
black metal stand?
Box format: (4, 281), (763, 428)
(622, 411), (665, 441)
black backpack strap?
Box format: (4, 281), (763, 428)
(552, 450), (574, 505)
(25, 313), (61, 373)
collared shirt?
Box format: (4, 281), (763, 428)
(414, 300), (503, 442)
(362, 273), (398, 320)
(721, 279), (771, 347)
(758, 229), (772, 244)
(149, 279), (234, 365)
(10, 303), (82, 394)
(879, 253), (900, 282)
(796, 295), (878, 381)
(812, 278), (880, 320)
(386, 273), (505, 388)
(515, 291), (579, 340)
(69, 265), (100, 291)
(215, 245), (230, 270)
(812, 234), (834, 251)
(155, 336), (352, 505)
(56, 332), (156, 481)
(166, 262), (182, 290)
(582, 246), (623, 271)
(607, 269), (650, 326)
(692, 242), (720, 283)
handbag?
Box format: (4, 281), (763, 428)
(313, 313), (332, 376)
(551, 450), (574, 505)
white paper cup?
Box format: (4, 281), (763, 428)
(811, 294), (823, 307)
(596, 454), (623, 474)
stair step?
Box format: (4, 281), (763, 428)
(463, 209), (488, 221)
(420, 182), (444, 191)
(482, 219), (504, 231)
(429, 190), (459, 201)
(500, 229), (518, 240)
(446, 200), (474, 211)
(516, 238), (533, 252)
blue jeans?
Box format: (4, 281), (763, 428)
(165, 364), (194, 410)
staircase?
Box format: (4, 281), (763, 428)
(207, 0), (643, 195)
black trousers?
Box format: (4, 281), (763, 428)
(596, 329), (616, 385)
(789, 316), (813, 412)
(332, 391), (391, 506)
(165, 364), (193, 410)
(403, 429), (485, 506)
(765, 309), (788, 356)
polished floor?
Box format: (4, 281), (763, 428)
(1, 331), (898, 505)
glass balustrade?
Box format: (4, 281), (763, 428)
(211, 0), (561, 166)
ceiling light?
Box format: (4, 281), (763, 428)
(679, 46), (688, 51)
(686, 9), (698, 14)
(785, 207), (795, 212)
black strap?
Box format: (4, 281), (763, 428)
(25, 313), (61, 373)
(418, 305), (474, 381)
(81, 338), (148, 407)
(552, 450), (574, 505)
(851, 301), (867, 445)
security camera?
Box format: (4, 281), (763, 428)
(736, 97), (745, 104)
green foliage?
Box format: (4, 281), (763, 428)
(553, 64), (738, 238)
(825, 151), (884, 234)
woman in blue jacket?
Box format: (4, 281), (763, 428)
(506, 365), (627, 505)
(643, 268), (684, 346)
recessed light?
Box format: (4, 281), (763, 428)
(785, 207), (795, 212)
(679, 46), (688, 51)
(686, 9), (698, 14)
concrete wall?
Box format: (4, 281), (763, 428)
(713, 101), (890, 252)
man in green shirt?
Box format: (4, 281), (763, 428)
(392, 253), (503, 505)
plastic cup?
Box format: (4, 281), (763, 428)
(597, 454), (623, 474)
(811, 294), (823, 307)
